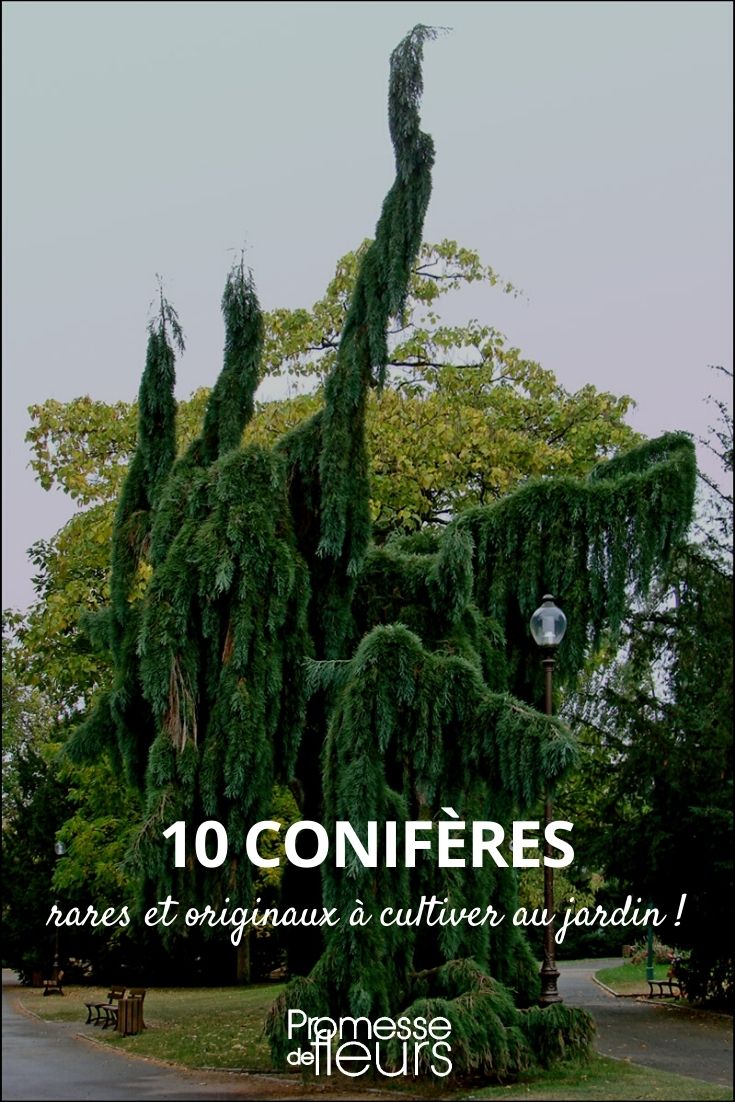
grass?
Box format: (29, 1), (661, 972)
(595, 962), (671, 996)
(463, 1054), (733, 1100)
(18, 982), (282, 1070)
(17, 984), (732, 1100)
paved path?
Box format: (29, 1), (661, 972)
(0, 972), (371, 1101)
(3, 964), (733, 1099)
(560, 958), (733, 1089)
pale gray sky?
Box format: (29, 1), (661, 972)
(3, 1), (732, 610)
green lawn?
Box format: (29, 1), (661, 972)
(463, 1055), (732, 1100)
(19, 984), (732, 1100)
(595, 962), (671, 996)
(19, 983), (281, 1070)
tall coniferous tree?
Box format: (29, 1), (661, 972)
(71, 293), (182, 783)
(273, 24), (440, 965)
(134, 262), (311, 910)
(69, 27), (697, 1077)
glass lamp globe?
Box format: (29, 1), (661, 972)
(530, 595), (567, 649)
(54, 840), (67, 857)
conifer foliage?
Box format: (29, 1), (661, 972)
(69, 26), (696, 1078)
(70, 292), (182, 784)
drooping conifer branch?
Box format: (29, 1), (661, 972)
(130, 268), (311, 909)
(199, 260), (263, 463)
(318, 24), (437, 571)
(148, 263), (264, 565)
(110, 294), (181, 628)
(455, 431), (697, 693)
(268, 622), (577, 1058)
(67, 293), (182, 782)
(276, 26), (439, 663)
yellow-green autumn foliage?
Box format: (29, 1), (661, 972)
(21, 269), (638, 715)
(28, 262), (637, 523)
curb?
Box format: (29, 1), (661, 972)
(73, 1033), (406, 1097)
(591, 975), (641, 999)
(592, 975), (734, 1020)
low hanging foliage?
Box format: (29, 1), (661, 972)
(455, 430), (696, 698)
(387, 960), (594, 1079)
(67, 25), (695, 1080)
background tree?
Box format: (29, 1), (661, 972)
(3, 614), (142, 981)
(564, 370), (732, 1004)
(1, 745), (68, 980)
(2, 617), (68, 979)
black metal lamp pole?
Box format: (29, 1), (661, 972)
(53, 840), (66, 974)
(530, 595), (567, 1007)
(53, 916), (60, 973)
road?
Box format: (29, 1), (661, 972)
(560, 958), (732, 1089)
(1, 971), (362, 1101)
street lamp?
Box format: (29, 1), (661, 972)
(52, 840), (67, 973)
(530, 595), (567, 1006)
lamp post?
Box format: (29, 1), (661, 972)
(530, 594), (567, 1006)
(52, 840), (66, 974)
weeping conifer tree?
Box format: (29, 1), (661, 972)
(69, 26), (697, 1079)
(71, 291), (183, 785)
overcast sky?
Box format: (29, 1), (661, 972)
(2, 1), (732, 610)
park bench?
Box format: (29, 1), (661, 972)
(113, 988), (147, 1036)
(42, 969), (64, 996)
(84, 985), (126, 1026)
(647, 978), (682, 998)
